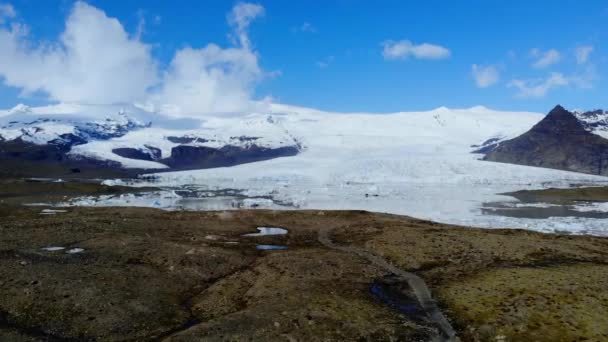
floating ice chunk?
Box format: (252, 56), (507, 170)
(243, 227), (288, 237)
(41, 246), (65, 251)
(66, 248), (84, 254)
(513, 202), (559, 208)
(572, 202), (608, 213)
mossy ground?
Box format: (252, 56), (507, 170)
(1, 181), (608, 341)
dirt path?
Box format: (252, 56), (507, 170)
(318, 227), (459, 342)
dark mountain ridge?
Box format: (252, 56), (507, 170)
(483, 105), (608, 176)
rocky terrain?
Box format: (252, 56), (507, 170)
(1, 180), (608, 341)
(483, 105), (608, 176)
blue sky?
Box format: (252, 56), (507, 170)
(0, 0), (607, 113)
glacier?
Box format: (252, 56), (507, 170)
(136, 104), (608, 236)
(4, 102), (608, 235)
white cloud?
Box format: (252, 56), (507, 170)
(227, 2), (264, 50)
(471, 64), (499, 88)
(508, 73), (569, 98)
(0, 1), (157, 104)
(530, 48), (561, 68)
(316, 55), (334, 68)
(151, 2), (265, 117)
(382, 40), (450, 60)
(575, 45), (593, 64)
(0, 3), (15, 24)
(293, 22), (316, 33)
(0, 1), (268, 117)
(151, 44), (262, 116)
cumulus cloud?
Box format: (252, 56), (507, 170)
(227, 2), (264, 50)
(530, 48), (561, 68)
(575, 45), (593, 64)
(151, 44), (262, 116)
(0, 2), (157, 104)
(0, 3), (15, 24)
(382, 40), (450, 60)
(151, 2), (265, 117)
(0, 1), (268, 116)
(471, 64), (500, 88)
(508, 73), (569, 98)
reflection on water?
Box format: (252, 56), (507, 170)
(256, 245), (288, 250)
(481, 202), (608, 219)
(243, 227), (288, 237)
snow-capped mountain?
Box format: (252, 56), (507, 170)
(574, 109), (608, 139)
(0, 104), (149, 146)
(0, 103), (302, 175)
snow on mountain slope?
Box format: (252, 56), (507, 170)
(0, 103), (301, 169)
(0, 103), (150, 145)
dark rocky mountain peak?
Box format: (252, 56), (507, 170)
(531, 105), (589, 136)
(483, 105), (608, 176)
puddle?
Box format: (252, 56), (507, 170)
(66, 248), (84, 254)
(39, 209), (68, 215)
(370, 277), (426, 320)
(256, 244), (288, 250)
(41, 246), (65, 251)
(243, 227), (288, 237)
(40, 246), (84, 254)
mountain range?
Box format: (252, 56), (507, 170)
(1, 103), (607, 179)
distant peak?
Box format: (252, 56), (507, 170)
(549, 104), (567, 114)
(469, 105), (490, 112)
(8, 104), (32, 114)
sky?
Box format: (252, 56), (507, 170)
(0, 0), (607, 114)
